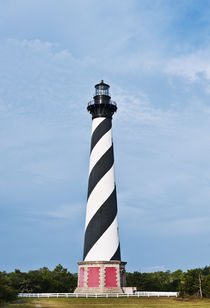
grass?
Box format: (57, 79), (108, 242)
(1, 298), (210, 308)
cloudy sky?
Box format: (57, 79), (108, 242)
(0, 0), (210, 273)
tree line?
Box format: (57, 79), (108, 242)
(0, 264), (77, 303)
(0, 264), (209, 303)
(126, 266), (210, 298)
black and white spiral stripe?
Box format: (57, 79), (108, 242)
(83, 117), (121, 261)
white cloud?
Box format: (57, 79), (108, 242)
(165, 48), (210, 80)
(142, 265), (166, 273)
(46, 204), (83, 220)
(119, 202), (210, 236)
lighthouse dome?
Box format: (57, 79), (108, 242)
(95, 80), (110, 96)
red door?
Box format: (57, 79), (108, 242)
(105, 267), (117, 287)
(87, 267), (100, 287)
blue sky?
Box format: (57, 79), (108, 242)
(0, 0), (210, 273)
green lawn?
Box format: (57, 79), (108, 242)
(2, 298), (210, 308)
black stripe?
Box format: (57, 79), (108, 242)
(83, 187), (117, 260)
(87, 145), (114, 199)
(110, 243), (121, 261)
(91, 118), (111, 152)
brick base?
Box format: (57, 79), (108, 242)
(74, 261), (126, 294)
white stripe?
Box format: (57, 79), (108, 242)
(91, 117), (106, 134)
(89, 129), (112, 174)
(85, 166), (115, 228)
(84, 216), (119, 261)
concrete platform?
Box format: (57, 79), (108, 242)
(74, 260), (127, 294)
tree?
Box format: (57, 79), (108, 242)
(179, 269), (203, 297)
(203, 274), (210, 298)
(52, 265), (77, 292)
(169, 270), (183, 291)
(0, 271), (17, 303)
(7, 265), (77, 294)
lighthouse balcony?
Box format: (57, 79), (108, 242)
(87, 99), (117, 118)
(87, 100), (117, 107)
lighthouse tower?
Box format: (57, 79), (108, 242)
(75, 81), (126, 294)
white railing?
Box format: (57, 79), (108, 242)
(136, 291), (178, 297)
(18, 292), (178, 298)
(87, 100), (117, 107)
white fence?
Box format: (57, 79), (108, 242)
(18, 292), (178, 298)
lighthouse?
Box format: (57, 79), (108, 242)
(75, 81), (126, 293)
